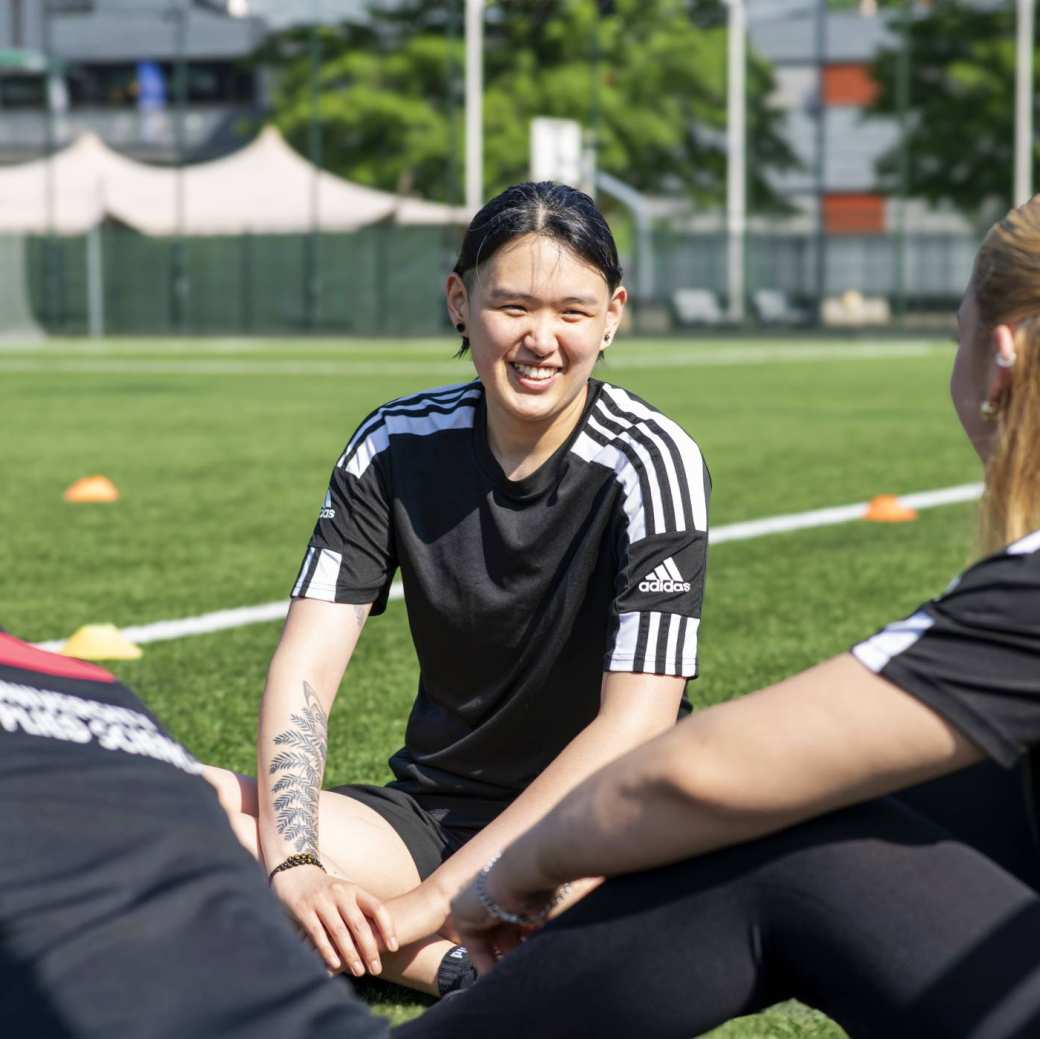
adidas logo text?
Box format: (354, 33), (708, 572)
(319, 491), (336, 520)
(639, 578), (690, 592)
(638, 557), (691, 594)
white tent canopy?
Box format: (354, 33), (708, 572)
(0, 127), (468, 235)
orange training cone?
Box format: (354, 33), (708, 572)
(863, 494), (918, 523)
(61, 624), (142, 661)
(64, 475), (120, 503)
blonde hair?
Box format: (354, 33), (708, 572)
(973, 196), (1040, 554)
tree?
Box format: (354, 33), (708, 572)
(260, 0), (799, 209)
(869, 1), (1038, 224)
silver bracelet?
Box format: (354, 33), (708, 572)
(474, 854), (571, 927)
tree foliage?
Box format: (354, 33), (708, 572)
(260, 0), (799, 209)
(869, 1), (1039, 223)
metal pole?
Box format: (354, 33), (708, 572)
(584, 0), (602, 199)
(1015, 0), (1035, 206)
(171, 1), (188, 331)
(597, 170), (653, 302)
(86, 220), (105, 338)
(305, 0), (321, 330)
(813, 0), (827, 319)
(42, 2), (57, 327)
(726, 0), (746, 324)
(464, 0), (483, 213)
(893, 0), (910, 325)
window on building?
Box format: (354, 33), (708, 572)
(0, 74), (46, 109)
(65, 61), (255, 108)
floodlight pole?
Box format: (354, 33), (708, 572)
(725, 0), (746, 324)
(1015, 0), (1035, 206)
(813, 0), (827, 318)
(893, 0), (911, 325)
(171, 0), (189, 331)
(464, 0), (484, 214)
(305, 0), (322, 331)
(41, 1), (57, 326)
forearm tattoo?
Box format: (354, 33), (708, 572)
(269, 680), (328, 855)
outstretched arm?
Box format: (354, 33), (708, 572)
(387, 671), (685, 945)
(452, 653), (983, 970)
(259, 597), (397, 976)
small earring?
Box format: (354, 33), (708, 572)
(455, 322), (465, 333)
(995, 351), (1017, 369)
(980, 400), (999, 421)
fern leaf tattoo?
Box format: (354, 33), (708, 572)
(269, 680), (328, 855)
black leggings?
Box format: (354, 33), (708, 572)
(396, 798), (1040, 1039)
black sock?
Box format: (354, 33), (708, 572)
(436, 945), (478, 997)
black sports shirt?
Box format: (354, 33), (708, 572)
(0, 634), (388, 1039)
(292, 378), (710, 809)
(852, 530), (1040, 886)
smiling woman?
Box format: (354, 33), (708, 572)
(201, 181), (711, 1000)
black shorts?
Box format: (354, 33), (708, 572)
(329, 783), (506, 880)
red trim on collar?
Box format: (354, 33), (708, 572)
(0, 633), (116, 684)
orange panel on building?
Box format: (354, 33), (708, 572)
(823, 63), (879, 106)
(823, 194), (886, 234)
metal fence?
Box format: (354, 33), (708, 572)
(651, 230), (977, 315)
(16, 224), (977, 338)
(26, 224), (464, 337)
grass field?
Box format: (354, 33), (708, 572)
(1, 335), (981, 1035)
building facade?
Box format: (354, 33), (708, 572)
(748, 1), (969, 235)
(0, 0), (266, 163)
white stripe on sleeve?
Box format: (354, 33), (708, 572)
(602, 385), (708, 531)
(852, 611), (935, 673)
(299, 548), (344, 602)
(291, 547), (316, 597)
(609, 612), (641, 670)
(681, 617), (700, 673)
(643, 612), (661, 670)
(587, 411), (666, 534)
(664, 613), (680, 673)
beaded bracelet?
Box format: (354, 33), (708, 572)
(268, 852), (325, 883)
(474, 854), (571, 927)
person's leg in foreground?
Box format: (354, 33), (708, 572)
(400, 798), (1040, 1039)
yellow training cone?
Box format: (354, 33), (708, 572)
(864, 494), (918, 523)
(64, 475), (120, 503)
(61, 624), (142, 661)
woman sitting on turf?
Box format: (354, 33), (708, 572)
(203, 182), (710, 997)
(395, 195), (1040, 1038)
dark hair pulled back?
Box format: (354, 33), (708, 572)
(452, 182), (623, 352)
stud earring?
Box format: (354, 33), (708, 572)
(454, 321), (470, 353)
(980, 400), (999, 421)
(995, 351), (1017, 369)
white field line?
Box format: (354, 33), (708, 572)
(0, 342), (942, 378)
(33, 480), (983, 653)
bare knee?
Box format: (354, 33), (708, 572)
(202, 765), (258, 817)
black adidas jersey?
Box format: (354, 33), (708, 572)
(0, 635), (387, 1039)
(853, 530), (1040, 886)
(293, 378), (710, 807)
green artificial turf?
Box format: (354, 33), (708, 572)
(1, 335), (981, 1036)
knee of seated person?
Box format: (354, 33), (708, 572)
(201, 765), (255, 816)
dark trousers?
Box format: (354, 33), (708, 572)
(397, 797), (1040, 1039)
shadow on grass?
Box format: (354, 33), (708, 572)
(347, 975), (435, 1027)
